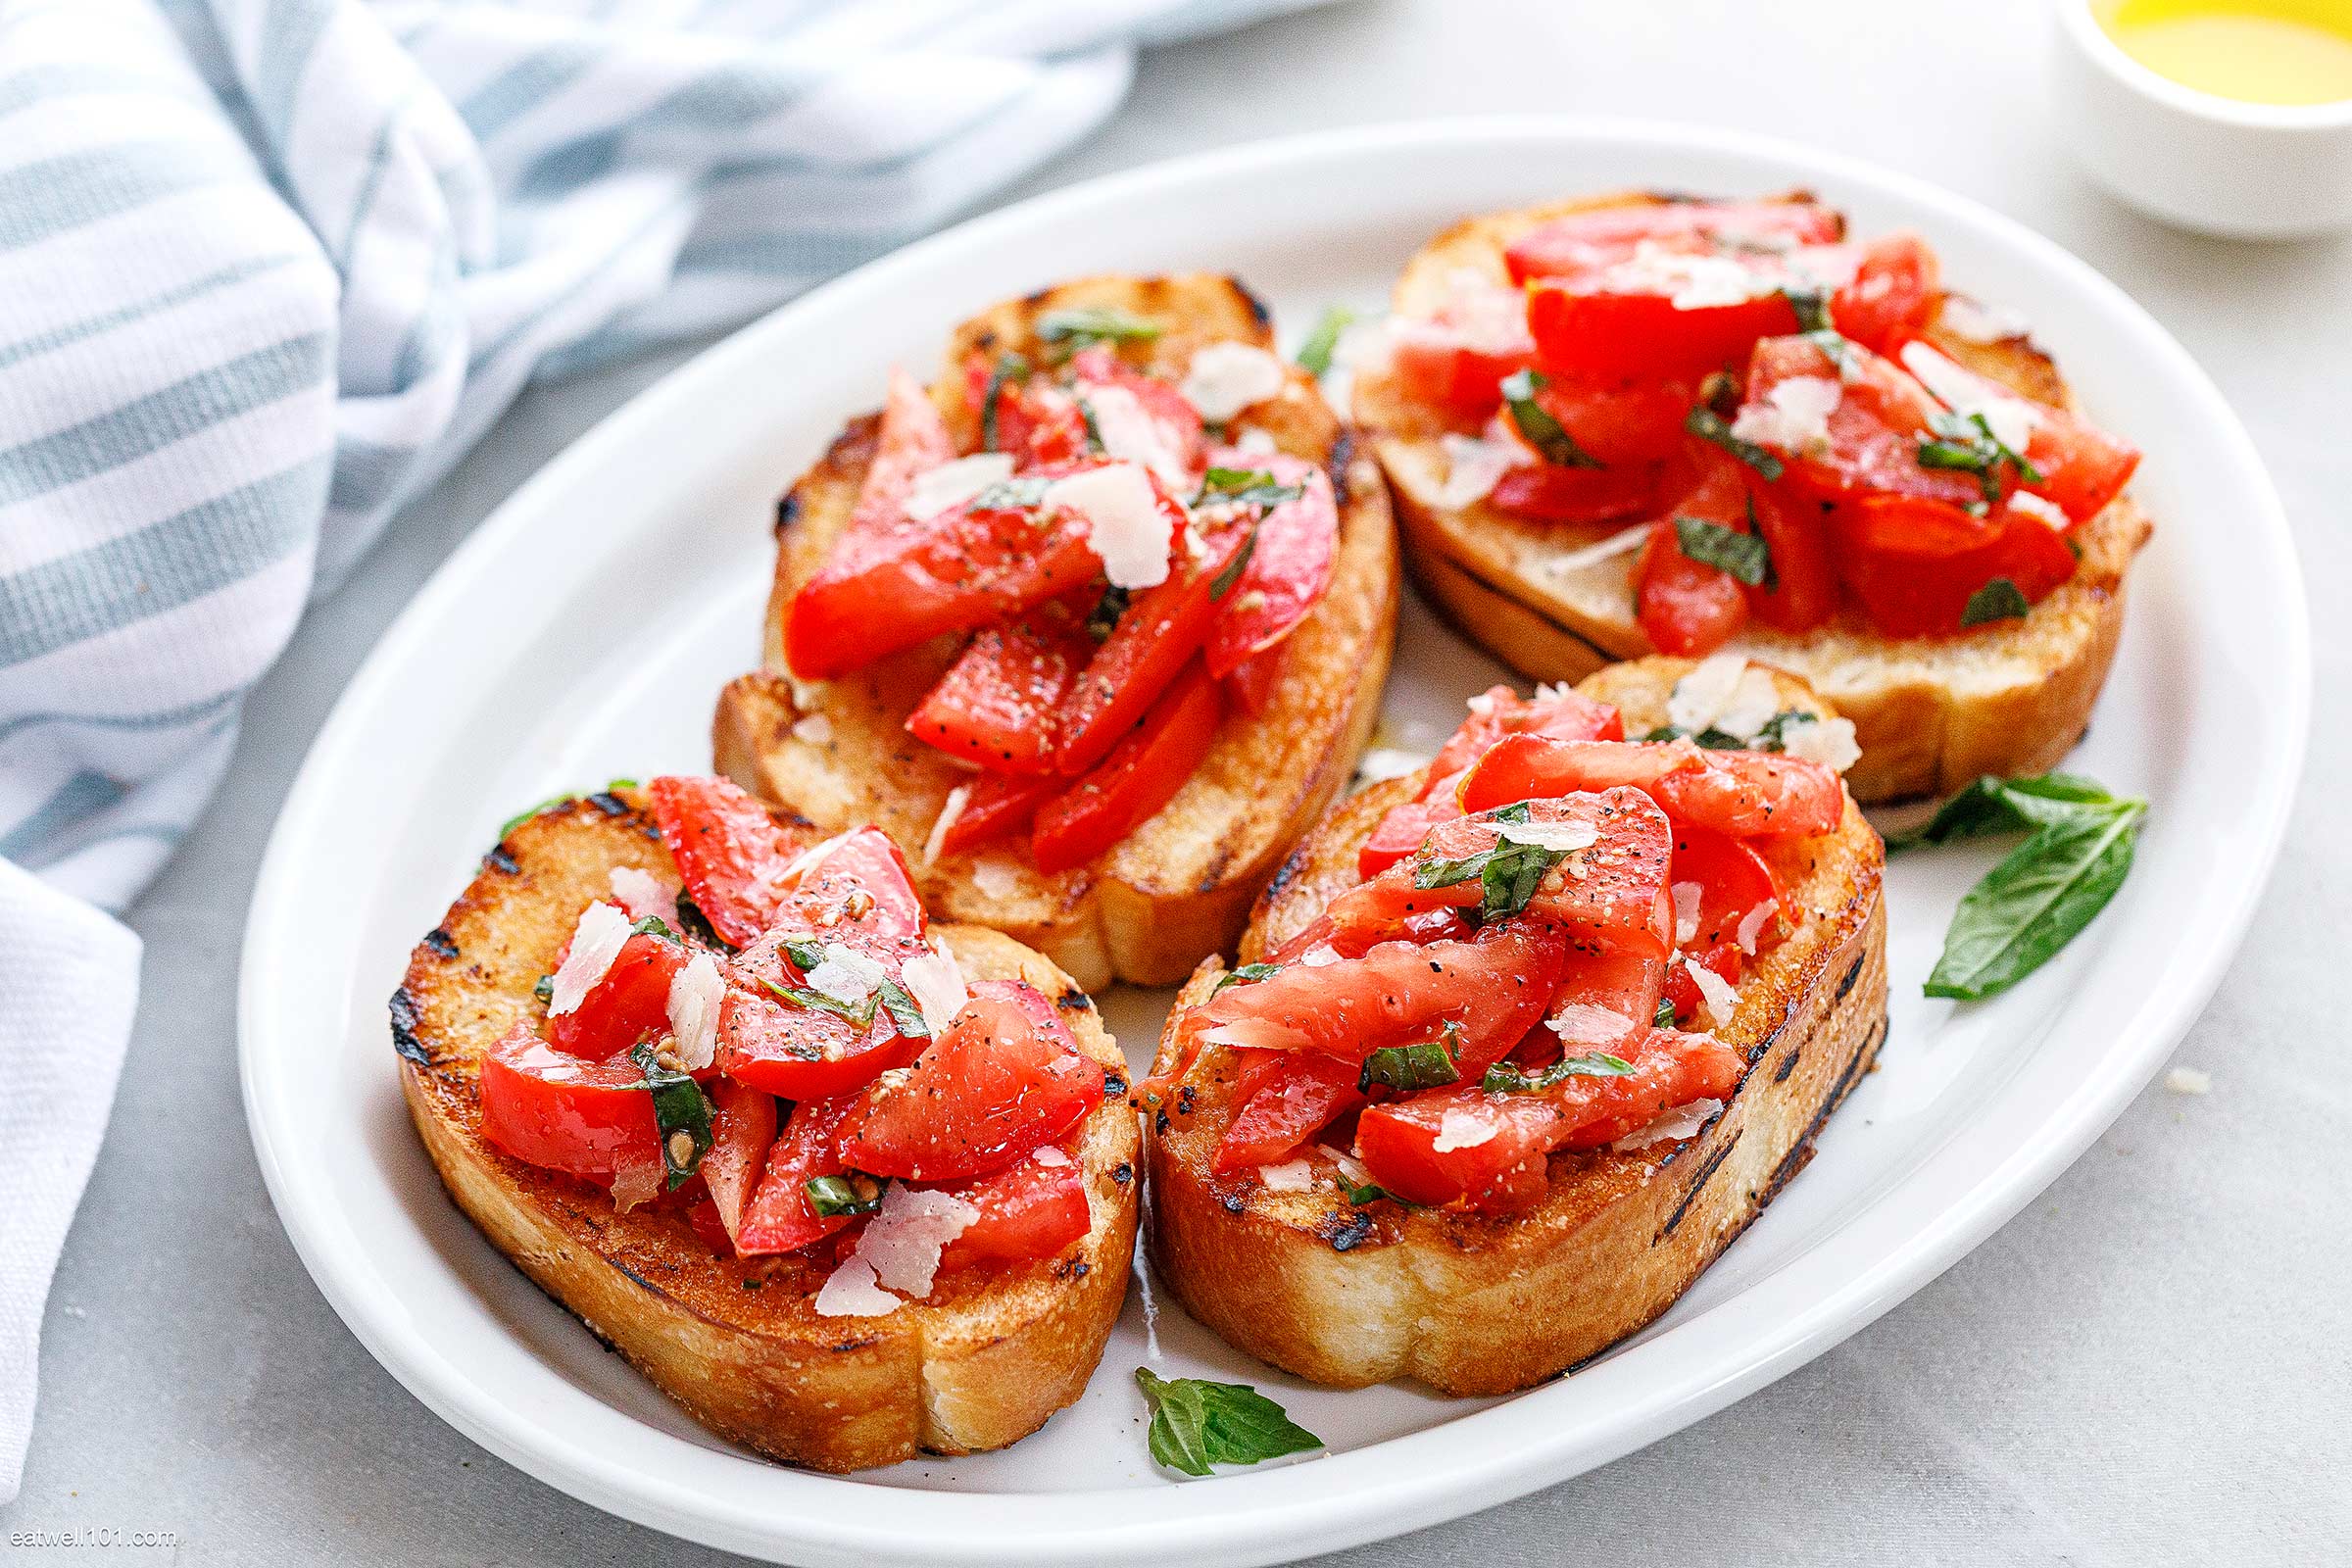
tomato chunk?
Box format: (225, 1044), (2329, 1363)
(1055, 527), (1247, 776)
(1529, 373), (1697, 466)
(937, 769), (1059, 858)
(1531, 281), (1799, 383)
(906, 623), (1086, 774)
(1668, 822), (1782, 952)
(1894, 340), (2140, 524)
(1834, 503), (2081, 638)
(1201, 454), (1339, 677)
(1741, 334), (1987, 514)
(933, 1145), (1093, 1271)
(735, 1093), (862, 1256)
(834, 980), (1105, 1183)
(1831, 231), (1940, 356)
(479, 1023), (659, 1181)
(1212, 1052), (1366, 1172)
(1503, 201), (1845, 284)
(1458, 735), (1845, 839)
(700, 1078), (778, 1250)
(1032, 660), (1224, 875)
(1487, 462), (1670, 525)
(646, 774), (811, 949)
(545, 929), (688, 1059)
(1356, 796), (1462, 880)
(844, 368), (956, 537)
(1636, 516), (1749, 657)
(1426, 684), (1626, 782)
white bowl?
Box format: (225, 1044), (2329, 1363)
(2053, 0), (2352, 238)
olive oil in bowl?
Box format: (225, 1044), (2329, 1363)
(2097, 0), (2352, 106)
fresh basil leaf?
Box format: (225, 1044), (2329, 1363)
(1357, 1025), (1462, 1094)
(1296, 304), (1356, 377)
(1674, 515), (1774, 587)
(1194, 466), (1305, 511)
(1498, 369), (1601, 468)
(979, 352), (1030, 453)
(497, 794), (574, 840)
(1086, 585), (1130, 642)
(1413, 809), (1568, 924)
(533, 974), (555, 1004)
(1134, 1368), (1323, 1478)
(1782, 286), (1832, 332)
(760, 977), (881, 1030)
(1213, 961), (1281, 994)
(1653, 995), (1678, 1028)
(1642, 724), (1688, 743)
(1685, 406), (1786, 480)
(628, 1042), (714, 1189)
(782, 937), (828, 973)
(1036, 307), (1163, 351)
(804, 1173), (884, 1217)
(1340, 1176), (1394, 1206)
(606, 777), (640, 793)
(1074, 396), (1107, 456)
(1960, 576), (2031, 626)
(630, 914), (681, 944)
(1481, 1051), (1635, 1094)
(1887, 771), (2123, 851)
(1918, 409), (2043, 502)
(1924, 799), (2145, 1001)
(872, 975), (931, 1039)
(1209, 525), (1259, 601)
(1803, 328), (1859, 374)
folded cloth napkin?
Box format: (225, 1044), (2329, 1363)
(0, 0), (1323, 1502)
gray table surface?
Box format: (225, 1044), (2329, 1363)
(9, 1), (2346, 1562)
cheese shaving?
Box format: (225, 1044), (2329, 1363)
(2009, 490), (2069, 529)
(548, 901), (631, 1017)
(813, 1254), (902, 1318)
(1432, 1108), (1496, 1152)
(664, 952), (725, 1071)
(1667, 654), (1750, 732)
(1034, 1145), (1073, 1168)
(1078, 383), (1190, 487)
(1355, 747), (1435, 785)
(1548, 1002), (1637, 1049)
(806, 944), (886, 1006)
(1736, 899), (1779, 956)
(1687, 957), (1740, 1029)
(1673, 881), (1704, 946)
(1731, 374), (1840, 458)
(1778, 715), (1861, 772)
(790, 711), (834, 745)
(1899, 341), (2039, 453)
(1434, 433), (1520, 510)
(1256, 1157), (1315, 1193)
(921, 782), (971, 867)
(1713, 666), (1787, 744)
(1612, 1098), (1725, 1152)
(2165, 1066), (2213, 1096)
(1540, 523), (1649, 579)
(1181, 341), (1288, 422)
(607, 865), (678, 929)
(1495, 819), (1601, 854)
(900, 945), (970, 1038)
(1044, 463), (1172, 589)
(854, 1184), (979, 1298)
(1937, 296), (2030, 343)
(903, 453), (1013, 521)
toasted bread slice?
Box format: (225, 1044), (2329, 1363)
(715, 273), (1399, 994)
(1353, 192), (2152, 803)
(1144, 658), (1887, 1396)
(393, 793), (1140, 1472)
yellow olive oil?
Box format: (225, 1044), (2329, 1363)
(2099, 0), (2352, 105)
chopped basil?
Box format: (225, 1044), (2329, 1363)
(1086, 585), (1131, 642)
(969, 474), (1053, 513)
(497, 794), (574, 839)
(1413, 803), (1567, 924)
(1803, 328), (1859, 374)
(1685, 406), (1786, 481)
(1075, 396), (1106, 455)
(1782, 285), (1832, 332)
(1481, 1051), (1635, 1094)
(1340, 1176), (1396, 1206)
(1746, 710), (1811, 752)
(1134, 1368), (1323, 1478)
(628, 1042), (713, 1190)
(760, 956), (929, 1039)
(1296, 304), (1357, 377)
(1498, 369), (1601, 468)
(872, 974), (931, 1039)
(1674, 514), (1774, 587)
(1959, 576), (2031, 626)
(978, 352), (1030, 453)
(1644, 710), (1808, 753)
(782, 936), (828, 973)
(1917, 409), (2043, 502)
(760, 978), (877, 1027)
(1653, 995), (1679, 1028)
(1035, 307), (1163, 353)
(630, 914), (681, 944)
(1213, 961), (1281, 994)
(1194, 466), (1304, 511)
(1209, 525), (1259, 601)
(1357, 1024), (1462, 1095)
(533, 974), (555, 1004)
(606, 777), (640, 792)
(804, 1173), (884, 1217)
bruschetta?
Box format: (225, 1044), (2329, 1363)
(1140, 657), (1887, 1395)
(1351, 191), (2149, 802)
(715, 273), (1398, 993)
(393, 775), (1139, 1472)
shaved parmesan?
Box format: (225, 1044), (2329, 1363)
(1713, 666), (1787, 743)
(1687, 957), (1740, 1029)
(1434, 433), (1520, 509)
(2009, 490), (2069, 529)
(1044, 463), (1172, 589)
(903, 453), (1013, 521)
(607, 865), (678, 929)
(1438, 268), (1533, 348)
(1613, 1098), (1724, 1152)
(1731, 374), (1840, 458)
(1938, 296), (2030, 343)
(1433, 1109), (1496, 1152)
(1317, 1142), (1376, 1190)
(1356, 747), (1436, 784)
(791, 711), (834, 745)
(807, 943), (886, 1007)
(1182, 341), (1288, 422)
(665, 952), (725, 1071)
(1034, 1144), (1073, 1168)
(1257, 1158), (1315, 1192)
(900, 945), (969, 1037)
(921, 783), (970, 867)
(1778, 715), (1861, 772)
(854, 1184), (979, 1298)
(1495, 818), (1600, 854)
(1079, 383), (1191, 486)
(1899, 341), (2039, 453)
(548, 901), (631, 1017)
(1540, 523), (1649, 579)
(1548, 1002), (1637, 1049)
(1229, 424), (1279, 456)
(1668, 654), (1750, 732)
(1736, 898), (1779, 956)
(1672, 881), (1704, 946)
(1607, 241), (1772, 310)
(813, 1254), (901, 1318)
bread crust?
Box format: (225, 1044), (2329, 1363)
(1352, 190), (2151, 802)
(715, 273), (1398, 992)
(1143, 659), (1888, 1396)
(393, 794), (1140, 1472)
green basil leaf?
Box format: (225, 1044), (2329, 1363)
(1413, 808), (1567, 924)
(1075, 396), (1106, 455)
(532, 974), (555, 1004)
(979, 351), (1029, 453)
(1686, 406), (1786, 480)
(1208, 525), (1259, 601)
(630, 914), (681, 944)
(1358, 1026), (1462, 1094)
(1296, 304), (1357, 377)
(1674, 515), (1774, 587)
(497, 794), (574, 840)
(1960, 576), (2031, 626)
(1887, 771), (2124, 851)
(1642, 724), (1688, 743)
(1782, 286), (1832, 332)
(1653, 995), (1678, 1028)
(872, 975), (931, 1039)
(1213, 961), (1281, 994)
(1086, 585), (1130, 642)
(1135, 1368), (1323, 1478)
(804, 1173), (884, 1217)
(1498, 369), (1601, 468)
(1194, 466), (1305, 511)
(606, 777), (640, 793)
(1036, 307), (1163, 350)
(1924, 799), (2145, 1001)
(1481, 1051), (1635, 1094)
(628, 1042), (714, 1189)
(760, 976), (881, 1030)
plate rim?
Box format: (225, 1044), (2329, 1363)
(238, 113), (2310, 1567)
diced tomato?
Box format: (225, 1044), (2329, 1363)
(687, 1200), (731, 1255)
(646, 774), (810, 949)
(1031, 660), (1224, 875)
(906, 623), (1086, 774)
(1895, 341), (2140, 524)
(1067, 345), (1206, 484)
(1202, 454), (1339, 677)
(1830, 231), (1940, 357)
(1425, 684), (1626, 784)
(1351, 1026), (1744, 1206)
(1669, 822), (1782, 952)
(1221, 644), (1286, 715)
(937, 770), (1059, 858)
(1741, 335), (1988, 513)
(780, 824), (925, 940)
(1357, 797), (1462, 880)
(1197, 919), (1564, 1073)
(1530, 374), (1696, 466)
(1457, 735), (1845, 840)
(1661, 943), (1743, 1025)
(714, 970), (926, 1102)
(1503, 201), (1845, 284)
(1666, 433), (1843, 635)
(1636, 516), (1749, 656)
(933, 1145), (1093, 1271)
(1544, 944), (1668, 1055)
(478, 1022), (660, 1181)
(1531, 280), (1799, 383)
(834, 980), (1105, 1183)
(700, 1078), (777, 1249)
(1834, 490), (2003, 557)
(1835, 504), (2081, 638)
(1211, 1052), (1365, 1172)
(735, 1093), (862, 1256)
(545, 930), (688, 1058)
(845, 368), (957, 536)
(1488, 462), (1670, 525)
(1055, 527), (1247, 776)
(1391, 321), (1539, 419)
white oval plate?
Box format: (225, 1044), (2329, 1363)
(240, 119), (2306, 1567)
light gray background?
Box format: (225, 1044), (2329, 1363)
(7, 0), (2344, 1562)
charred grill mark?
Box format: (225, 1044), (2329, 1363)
(482, 848), (520, 875)
(1054, 1257), (1092, 1280)
(1111, 1162), (1134, 1186)
(1327, 428), (1356, 510)
(1324, 1211), (1375, 1252)
(1774, 1046), (1801, 1084)
(1102, 1074), (1128, 1098)
(613, 1262), (665, 1297)
(1763, 1009), (1883, 1200)
(1656, 1132), (1739, 1244)
(1746, 1018), (1785, 1066)
(1265, 841), (1309, 906)
(1836, 954), (1864, 1002)
(1054, 989), (1095, 1012)
(1021, 285), (1054, 308)
(422, 928), (460, 959)
(1195, 843), (1236, 894)
(774, 491), (801, 536)
(587, 792), (627, 817)
(1230, 275), (1273, 329)
(388, 986), (431, 1066)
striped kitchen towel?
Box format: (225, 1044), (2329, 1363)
(0, 0), (1325, 1502)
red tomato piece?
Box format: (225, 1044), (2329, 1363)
(1830, 231), (1941, 356)
(933, 1145), (1093, 1272)
(1424, 685), (1627, 785)
(1834, 504), (2081, 638)
(1835, 491), (2004, 557)
(646, 774), (810, 949)
(1544, 944), (1668, 1055)
(1636, 516), (1750, 656)
(1201, 453), (1339, 678)
(1211, 1052), (1365, 1172)
(1741, 334), (1987, 513)
(1054, 527), (1247, 777)
(1390, 321), (1539, 419)
(1503, 201), (1845, 284)
(734, 1093), (862, 1256)
(845, 368), (956, 536)
(1456, 735), (1845, 840)
(1067, 345), (1206, 484)
(1356, 797), (1462, 880)
(1669, 822), (1782, 952)
(937, 770), (1060, 858)
(478, 1023), (660, 1181)
(834, 980), (1105, 1183)
(1741, 475), (1839, 633)
(714, 967), (927, 1102)
(1531, 373), (1697, 466)
(1661, 943), (1744, 1026)
(545, 929), (687, 1059)
(1221, 643), (1286, 715)
(777, 823), (925, 940)
(1488, 463), (1670, 525)
(1894, 340), (2141, 524)
(699, 1077), (778, 1250)
(1531, 281), (1801, 383)
(906, 623), (1086, 774)
(1031, 660), (1224, 875)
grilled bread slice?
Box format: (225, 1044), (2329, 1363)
(715, 273), (1399, 995)
(393, 792), (1140, 1473)
(1144, 658), (1887, 1396)
(1353, 192), (2152, 803)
